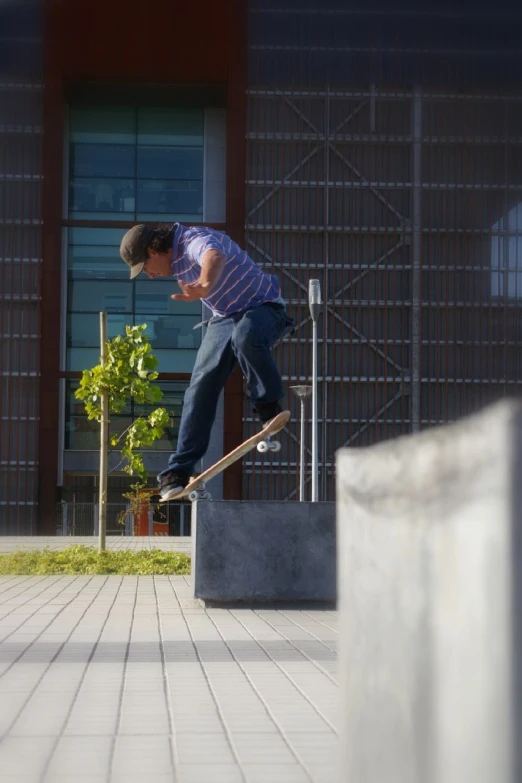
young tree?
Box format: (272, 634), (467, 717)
(75, 323), (170, 538)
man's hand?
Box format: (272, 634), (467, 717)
(171, 280), (212, 302)
(171, 249), (225, 302)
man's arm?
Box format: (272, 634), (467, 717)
(171, 249), (225, 302)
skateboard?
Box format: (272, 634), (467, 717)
(164, 410), (290, 502)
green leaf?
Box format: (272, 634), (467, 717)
(73, 322), (172, 486)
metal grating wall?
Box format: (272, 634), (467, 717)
(244, 2), (522, 501)
(0, 2), (43, 533)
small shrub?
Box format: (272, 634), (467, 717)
(0, 545), (190, 576)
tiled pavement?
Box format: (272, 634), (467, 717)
(0, 549), (339, 783)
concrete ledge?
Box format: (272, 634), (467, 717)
(336, 398), (522, 783)
(191, 501), (336, 603)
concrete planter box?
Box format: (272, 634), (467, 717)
(336, 398), (522, 783)
(191, 500), (336, 603)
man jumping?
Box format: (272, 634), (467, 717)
(119, 223), (294, 501)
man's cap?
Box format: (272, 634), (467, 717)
(120, 225), (155, 279)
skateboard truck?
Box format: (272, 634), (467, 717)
(184, 474), (212, 502)
(256, 433), (282, 453)
(187, 484), (212, 502)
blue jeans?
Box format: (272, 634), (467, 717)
(161, 303), (294, 477)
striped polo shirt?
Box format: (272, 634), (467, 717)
(170, 223), (282, 317)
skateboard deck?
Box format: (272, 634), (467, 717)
(164, 410), (290, 501)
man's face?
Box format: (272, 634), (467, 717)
(143, 249), (172, 279)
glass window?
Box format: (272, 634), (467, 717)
(66, 348), (103, 372)
(65, 380), (186, 452)
(134, 314), (201, 350)
(66, 414), (181, 451)
(69, 178), (136, 218)
(69, 227), (127, 247)
(68, 227), (130, 280)
(135, 280), (202, 315)
(67, 345), (197, 373)
(67, 314), (133, 347)
(137, 107), (204, 145)
(151, 349), (199, 373)
(70, 144), (136, 178)
(68, 247), (129, 280)
(67, 313), (200, 352)
(136, 179), (202, 221)
(68, 281), (133, 313)
(65, 230), (202, 371)
(491, 202), (522, 298)
(137, 147), (202, 179)
(68, 106), (204, 222)
(69, 107), (135, 144)
(65, 105), (209, 374)
(66, 415), (99, 450)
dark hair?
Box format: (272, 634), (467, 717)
(148, 224), (175, 254)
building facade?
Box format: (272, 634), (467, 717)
(1, 0), (521, 532)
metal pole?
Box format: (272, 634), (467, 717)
(299, 398), (305, 501)
(312, 319), (318, 501)
(290, 385), (312, 502)
(411, 87), (422, 433)
(322, 86), (330, 502)
(98, 312), (109, 552)
(308, 280), (321, 502)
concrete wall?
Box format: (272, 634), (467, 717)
(192, 501), (336, 603)
(336, 398), (522, 783)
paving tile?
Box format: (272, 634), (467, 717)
(9, 691), (76, 736)
(242, 764), (311, 783)
(0, 736), (54, 775)
(0, 691), (30, 734)
(0, 572), (339, 783)
(232, 732), (297, 765)
(175, 732), (235, 765)
(112, 735), (174, 775)
(111, 777), (178, 783)
(44, 777), (108, 783)
(45, 736), (112, 777)
(306, 765), (339, 783)
(0, 777), (42, 783)
(176, 764), (244, 783)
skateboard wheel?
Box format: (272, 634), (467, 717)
(189, 489), (212, 501)
(269, 441), (281, 452)
(257, 440), (270, 453)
